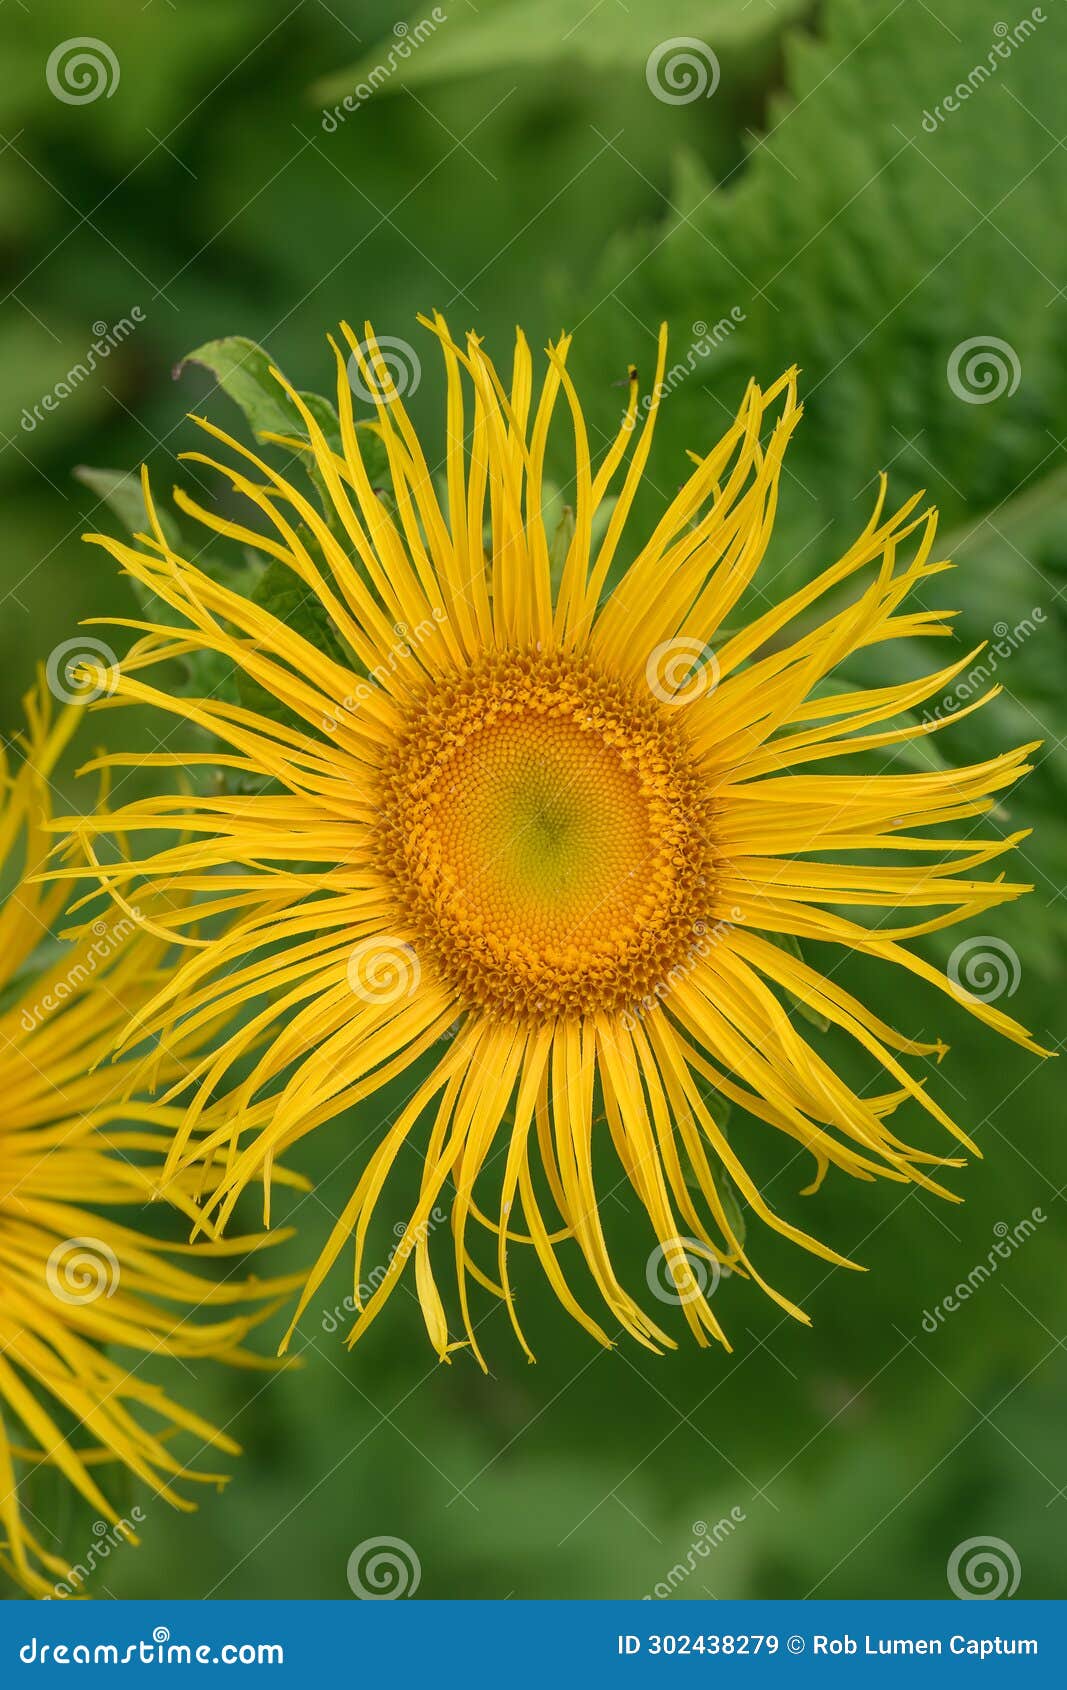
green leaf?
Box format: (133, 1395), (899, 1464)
(235, 554), (352, 731)
(766, 932), (831, 1033)
(75, 463), (263, 700)
(74, 464), (183, 550)
(567, 0), (1067, 590)
(177, 335), (392, 528)
(314, 0), (810, 103)
(177, 335), (342, 447)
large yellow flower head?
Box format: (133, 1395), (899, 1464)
(60, 319), (1043, 1369)
(0, 685), (300, 1597)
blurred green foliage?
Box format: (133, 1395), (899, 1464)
(0, 0), (1064, 1602)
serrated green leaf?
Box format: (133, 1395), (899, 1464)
(315, 0), (809, 103)
(567, 0), (1067, 593)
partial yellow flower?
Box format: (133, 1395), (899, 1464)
(58, 320), (1044, 1369)
(1, 684), (301, 1598)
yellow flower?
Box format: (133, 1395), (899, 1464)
(61, 319), (1043, 1368)
(1, 684), (301, 1597)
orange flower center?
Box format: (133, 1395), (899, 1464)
(376, 652), (714, 1019)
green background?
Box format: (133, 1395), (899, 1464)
(0, 0), (1064, 1601)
